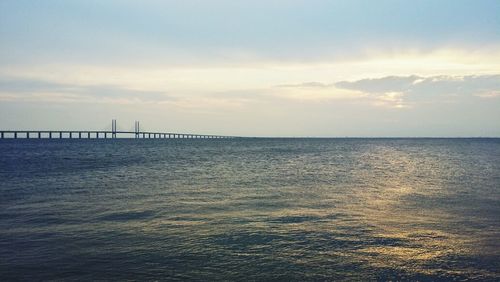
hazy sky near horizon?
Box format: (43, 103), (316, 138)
(1, 0), (499, 137)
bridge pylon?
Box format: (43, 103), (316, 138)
(112, 119), (117, 139)
(134, 121), (140, 139)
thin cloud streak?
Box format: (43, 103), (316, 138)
(0, 77), (173, 103)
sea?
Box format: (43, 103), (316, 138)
(0, 138), (499, 281)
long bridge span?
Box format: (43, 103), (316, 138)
(0, 120), (239, 139)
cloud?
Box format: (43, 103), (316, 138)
(335, 75), (422, 93)
(276, 82), (334, 88)
(0, 77), (172, 103)
(333, 74), (500, 108)
(335, 75), (500, 96)
(275, 74), (500, 108)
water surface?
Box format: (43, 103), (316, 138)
(1, 138), (499, 280)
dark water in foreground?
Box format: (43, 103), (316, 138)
(0, 138), (499, 281)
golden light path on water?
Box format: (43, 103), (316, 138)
(123, 140), (499, 280)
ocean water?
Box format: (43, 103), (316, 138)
(0, 138), (499, 281)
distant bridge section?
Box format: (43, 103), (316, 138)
(0, 120), (238, 139)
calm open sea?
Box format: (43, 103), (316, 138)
(0, 138), (499, 281)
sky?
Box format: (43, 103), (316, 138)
(1, 0), (499, 137)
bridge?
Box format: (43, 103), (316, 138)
(0, 120), (238, 139)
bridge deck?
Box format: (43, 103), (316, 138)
(0, 130), (237, 139)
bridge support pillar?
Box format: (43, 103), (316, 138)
(38, 132), (41, 138)
(104, 132), (107, 139)
(26, 132), (30, 139)
(1, 132), (3, 139)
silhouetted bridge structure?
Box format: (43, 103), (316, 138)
(0, 120), (238, 140)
